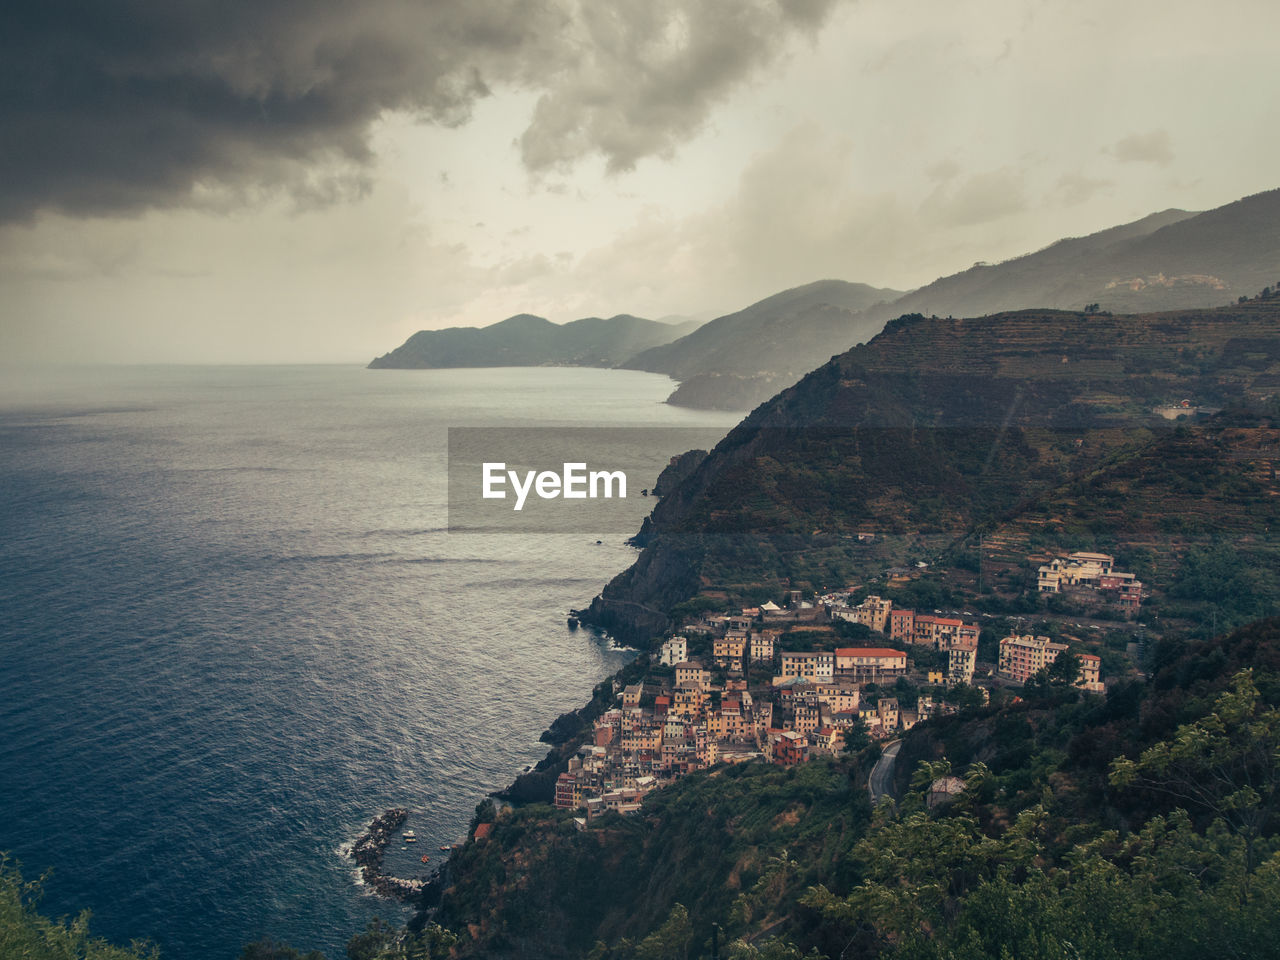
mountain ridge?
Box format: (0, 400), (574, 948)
(635, 189), (1280, 409)
(368, 312), (701, 369)
(367, 189), (1280, 412)
(583, 299), (1280, 643)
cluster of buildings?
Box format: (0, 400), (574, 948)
(827, 595), (982, 686)
(557, 599), (948, 819)
(556, 584), (1107, 819)
(555, 667), (771, 819)
(998, 634), (1103, 692)
(1037, 552), (1143, 612)
(554, 641), (956, 819)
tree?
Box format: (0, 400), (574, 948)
(346, 918), (398, 960)
(805, 790), (1280, 959)
(803, 802), (1047, 952)
(723, 938), (816, 959)
(240, 940), (325, 960)
(1109, 669), (1280, 879)
(633, 904), (693, 960)
(0, 857), (160, 960)
(1048, 650), (1080, 685)
(838, 716), (871, 754)
(943, 683), (987, 711)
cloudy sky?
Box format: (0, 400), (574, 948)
(2, 0), (1278, 364)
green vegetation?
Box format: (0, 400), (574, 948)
(590, 302), (1280, 646)
(805, 802), (1280, 959)
(0, 855), (460, 960)
(971, 415), (1280, 636)
(433, 619), (1280, 959)
(0, 856), (157, 960)
(342, 917), (456, 960)
(234, 917), (458, 960)
(804, 668), (1280, 959)
(435, 758), (877, 958)
(1110, 670), (1280, 874)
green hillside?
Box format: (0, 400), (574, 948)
(426, 297), (1280, 959)
(951, 414), (1280, 637)
(432, 620), (1280, 959)
(585, 302), (1280, 643)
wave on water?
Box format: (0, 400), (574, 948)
(397, 556), (504, 565)
(358, 528), (453, 538)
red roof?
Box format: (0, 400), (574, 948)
(474, 823), (493, 841)
(835, 647), (907, 658)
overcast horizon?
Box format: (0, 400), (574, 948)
(3, 0), (1278, 366)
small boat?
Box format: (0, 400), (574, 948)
(403, 830), (417, 843)
(439, 844), (452, 852)
(420, 855), (429, 863)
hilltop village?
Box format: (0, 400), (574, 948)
(553, 551), (1131, 820)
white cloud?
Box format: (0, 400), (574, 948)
(1054, 173), (1114, 207)
(919, 168), (1028, 228)
(1107, 130), (1176, 167)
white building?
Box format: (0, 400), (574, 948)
(659, 635), (688, 666)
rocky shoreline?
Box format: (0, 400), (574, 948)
(350, 808), (431, 902)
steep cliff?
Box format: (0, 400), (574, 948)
(584, 302), (1280, 642)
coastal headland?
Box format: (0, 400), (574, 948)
(349, 808), (430, 902)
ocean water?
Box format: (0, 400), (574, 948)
(0, 365), (737, 959)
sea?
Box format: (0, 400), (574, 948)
(0, 364), (739, 959)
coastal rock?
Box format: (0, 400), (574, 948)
(350, 808), (434, 904)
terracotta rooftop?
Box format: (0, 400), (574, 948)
(835, 647), (907, 658)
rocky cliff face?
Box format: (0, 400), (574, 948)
(581, 302), (1280, 642)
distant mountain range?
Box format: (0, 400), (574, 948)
(625, 188), (1280, 409)
(370, 188), (1280, 409)
(616, 279), (902, 407)
(865, 189), (1280, 322)
(367, 313), (701, 369)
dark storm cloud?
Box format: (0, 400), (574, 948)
(0, 0), (844, 223)
(517, 0), (840, 173)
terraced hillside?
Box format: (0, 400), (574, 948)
(584, 302), (1280, 642)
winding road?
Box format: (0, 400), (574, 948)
(868, 739), (902, 804)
